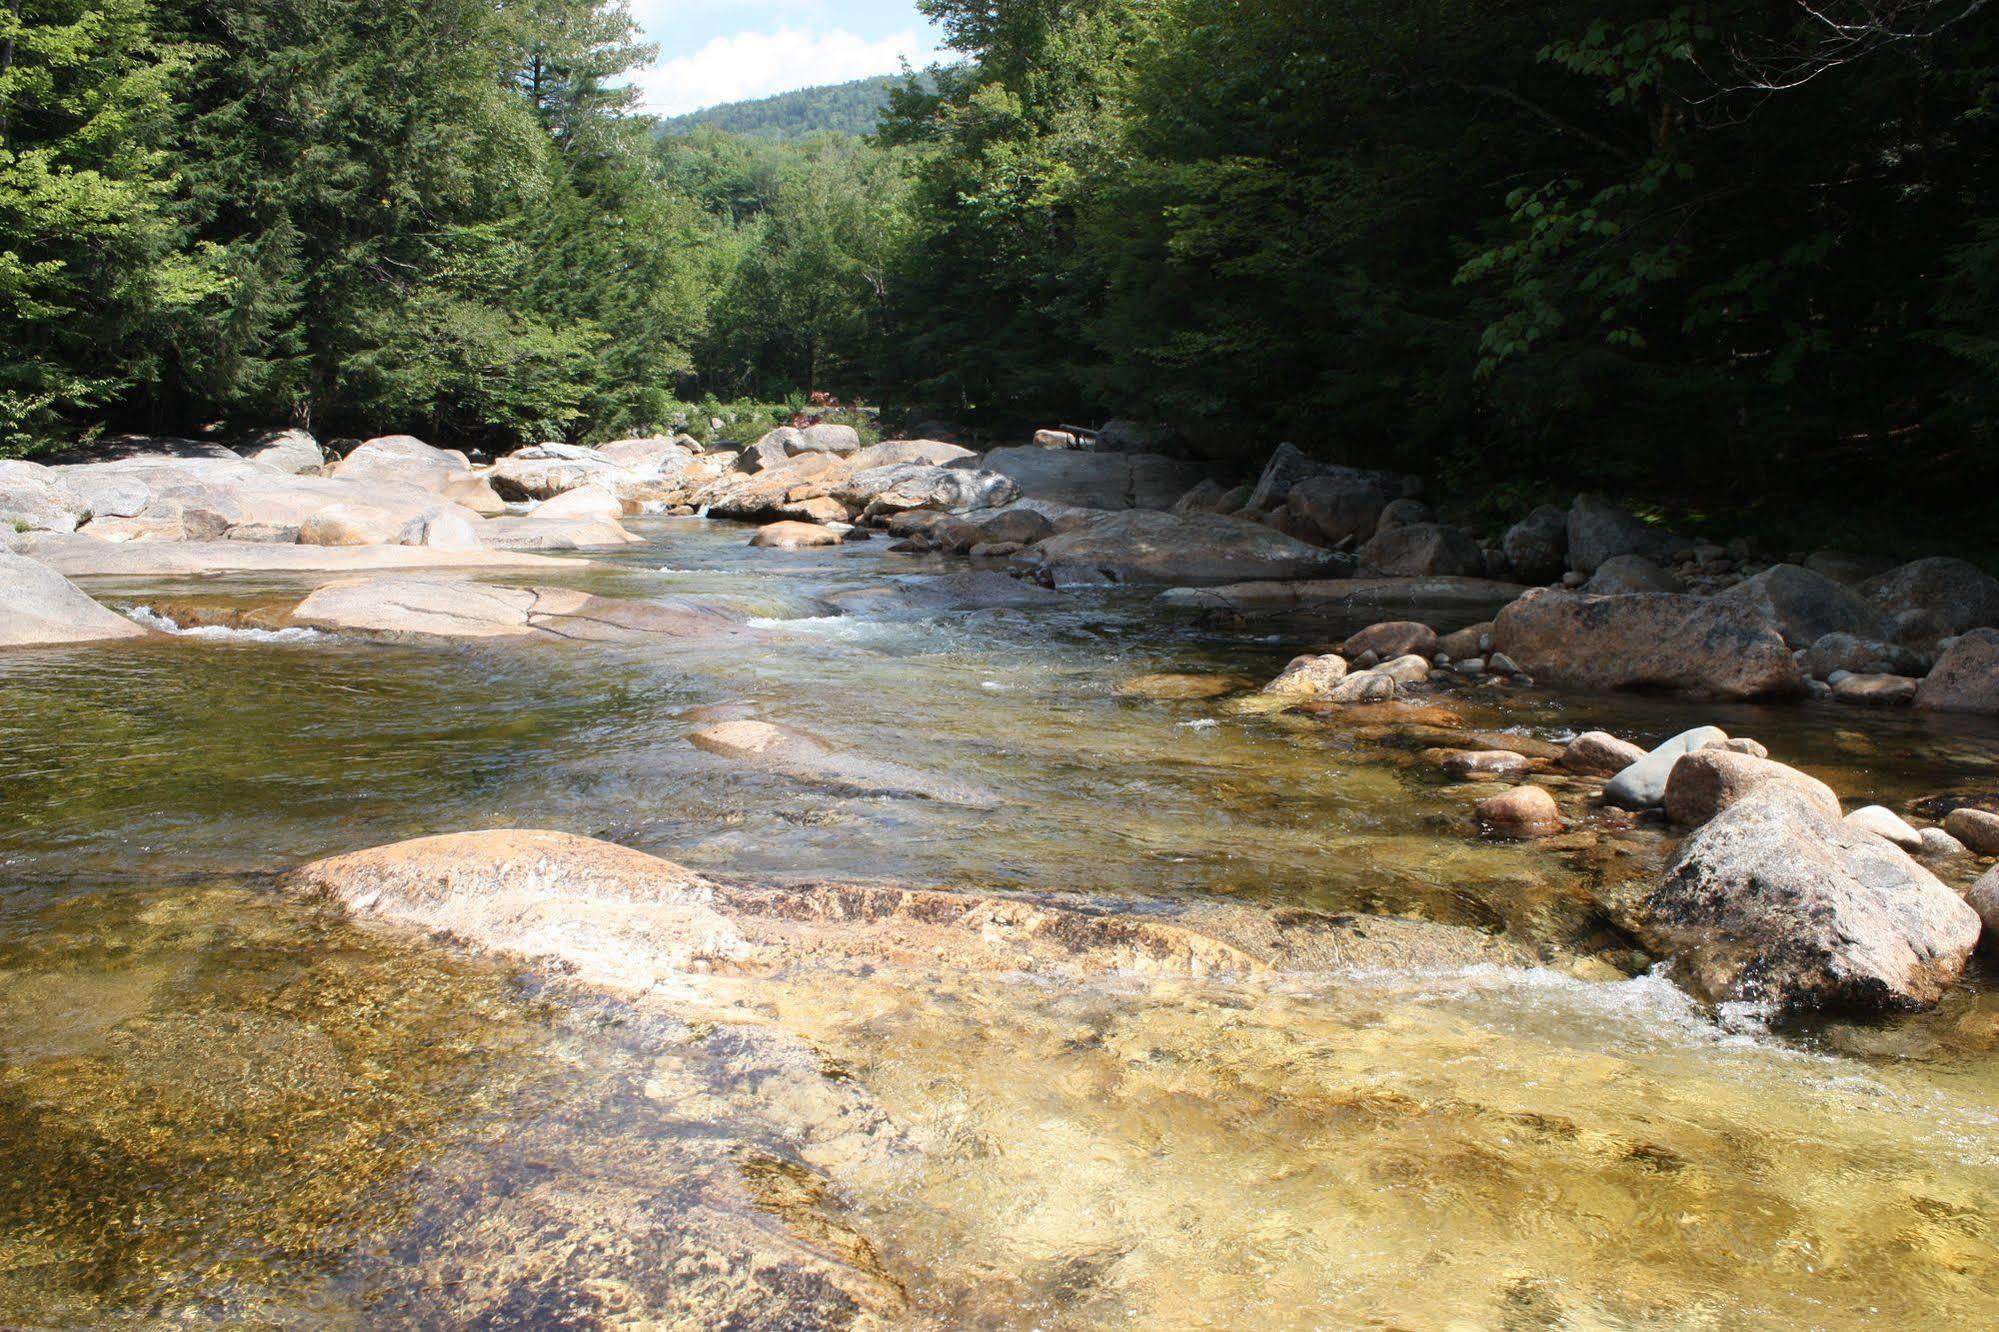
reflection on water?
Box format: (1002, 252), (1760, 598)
(2, 516), (1998, 1324)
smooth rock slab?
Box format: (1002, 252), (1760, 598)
(1630, 786), (1980, 1013)
(292, 577), (747, 643)
(0, 549), (154, 647)
(15, 532), (584, 579)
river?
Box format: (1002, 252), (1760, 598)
(2, 516), (1996, 1326)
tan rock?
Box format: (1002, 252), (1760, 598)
(1662, 749), (1841, 828)
(1492, 588), (1804, 700)
(291, 576), (746, 643)
(1441, 750), (1534, 781)
(750, 520), (844, 549)
(0, 549), (154, 647)
(1476, 785), (1563, 837)
(1943, 807), (1999, 855)
(1117, 672), (1254, 700)
(1562, 731), (1646, 776)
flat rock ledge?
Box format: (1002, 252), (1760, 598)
(282, 830), (1537, 997)
(13, 531), (589, 580)
(1159, 576), (1528, 616)
(292, 576), (748, 643)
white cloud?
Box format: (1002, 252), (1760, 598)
(635, 26), (940, 117)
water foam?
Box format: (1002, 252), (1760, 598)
(127, 606), (327, 645)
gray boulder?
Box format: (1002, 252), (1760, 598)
(1029, 509), (1337, 586)
(1862, 557), (1999, 638)
(1914, 630), (1999, 715)
(1604, 726), (1728, 808)
(1243, 442), (1324, 511)
(1798, 632), (1929, 679)
(1356, 522), (1483, 577)
(1566, 493), (1666, 575)
(1493, 589), (1804, 700)
(832, 464), (1019, 518)
(1716, 563), (1889, 648)
(981, 447), (1202, 511)
(0, 549), (154, 647)
(241, 428), (324, 474)
(1283, 469), (1388, 545)
(1373, 497), (1433, 532)
(1502, 504), (1569, 585)
(1630, 786), (1980, 1013)
(851, 438), (975, 469)
(1583, 554), (1683, 595)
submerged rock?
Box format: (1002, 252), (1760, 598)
(1628, 786), (1980, 1013)
(1118, 672), (1255, 700)
(690, 719), (997, 807)
(0, 549), (154, 648)
(819, 571), (1057, 616)
(282, 830), (1264, 985)
(1492, 589), (1804, 700)
(1475, 785), (1563, 837)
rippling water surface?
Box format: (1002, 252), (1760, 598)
(3, 517), (1998, 1326)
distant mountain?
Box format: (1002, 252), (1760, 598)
(654, 73), (924, 142)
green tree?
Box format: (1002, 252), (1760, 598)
(0, 0), (220, 453)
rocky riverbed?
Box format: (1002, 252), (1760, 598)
(4, 429), (1999, 1326)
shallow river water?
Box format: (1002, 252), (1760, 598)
(3, 517), (1999, 1327)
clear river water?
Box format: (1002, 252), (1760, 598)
(2, 516), (1997, 1327)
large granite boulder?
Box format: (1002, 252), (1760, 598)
(1660, 748), (1841, 827)
(488, 443), (650, 502)
(1028, 510), (1338, 586)
(1914, 630), (1999, 715)
(1716, 563), (1889, 648)
(1356, 523), (1484, 578)
(1625, 786), (1980, 1013)
(241, 428), (324, 474)
(1501, 504), (1569, 585)
(1797, 632), (1929, 679)
(292, 576), (745, 642)
(1861, 557), (1999, 638)
(0, 460), (92, 533)
(332, 435), (504, 513)
(851, 439), (975, 468)
(0, 549), (153, 647)
(1283, 469), (1389, 545)
(1492, 588), (1804, 699)
(830, 464), (1018, 518)
(980, 447), (1203, 511)
(1566, 493), (1667, 575)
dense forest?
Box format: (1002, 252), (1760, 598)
(5, 0), (1997, 531)
(654, 75), (906, 141)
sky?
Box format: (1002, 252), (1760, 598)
(628, 1), (949, 117)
